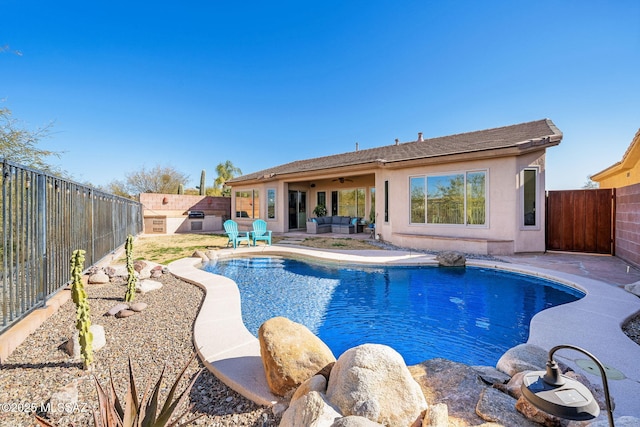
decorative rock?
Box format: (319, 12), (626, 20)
(65, 324), (106, 358)
(496, 343), (548, 377)
(435, 251), (466, 267)
(279, 391), (342, 427)
(515, 395), (563, 427)
(476, 388), (539, 426)
(48, 380), (78, 419)
(409, 358), (488, 426)
(326, 344), (427, 427)
(133, 260), (148, 273)
(90, 324), (106, 351)
(115, 309), (135, 318)
(106, 303), (129, 316)
(109, 265), (130, 278)
(192, 250), (209, 261)
(472, 365), (511, 386)
(258, 317), (336, 396)
(624, 281), (640, 297)
(129, 302), (148, 312)
(88, 270), (110, 284)
(423, 403), (448, 427)
(136, 279), (163, 294)
(331, 415), (384, 426)
(291, 374), (328, 403)
(150, 266), (163, 278)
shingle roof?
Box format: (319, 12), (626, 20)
(228, 119), (562, 183)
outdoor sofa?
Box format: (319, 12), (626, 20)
(307, 216), (356, 234)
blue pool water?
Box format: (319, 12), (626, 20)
(203, 256), (584, 366)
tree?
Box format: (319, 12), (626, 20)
(106, 164), (189, 196)
(582, 176), (599, 189)
(214, 160), (242, 196)
(0, 107), (65, 175)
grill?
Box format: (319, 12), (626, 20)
(188, 210), (205, 219)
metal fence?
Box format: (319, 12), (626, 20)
(1, 159), (142, 334)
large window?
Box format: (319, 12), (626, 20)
(235, 189), (259, 219)
(267, 189), (276, 220)
(410, 171), (486, 226)
(338, 188), (365, 218)
(523, 168), (537, 227)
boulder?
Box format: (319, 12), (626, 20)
(136, 279), (163, 294)
(192, 250), (209, 261)
(409, 358), (488, 425)
(65, 324), (106, 358)
(422, 403), (448, 427)
(326, 343), (427, 426)
(291, 374), (328, 403)
(150, 266), (163, 278)
(624, 281), (640, 297)
(476, 387), (539, 426)
(106, 303), (129, 316)
(471, 365), (511, 386)
(279, 391), (342, 427)
(88, 270), (110, 284)
(48, 380), (78, 420)
(496, 343), (548, 377)
(115, 309), (135, 318)
(331, 416), (384, 426)
(435, 251), (466, 267)
(133, 260), (147, 273)
(129, 302), (148, 312)
(258, 317), (336, 396)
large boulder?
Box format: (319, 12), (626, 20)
(258, 317), (336, 396)
(435, 251), (466, 267)
(409, 358), (489, 425)
(279, 390), (342, 427)
(88, 270), (110, 284)
(326, 344), (427, 426)
(476, 388), (539, 426)
(496, 343), (548, 377)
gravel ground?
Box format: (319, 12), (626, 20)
(0, 269), (281, 427)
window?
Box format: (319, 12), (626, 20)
(384, 180), (389, 222)
(267, 189), (276, 220)
(410, 171), (486, 226)
(235, 190), (259, 219)
(369, 187), (376, 223)
(317, 191), (326, 209)
(523, 169), (537, 226)
(337, 188), (365, 217)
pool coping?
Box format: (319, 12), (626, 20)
(168, 245), (640, 417)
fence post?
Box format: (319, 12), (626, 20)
(37, 174), (47, 305)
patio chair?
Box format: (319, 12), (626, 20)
(224, 220), (251, 248)
(251, 219), (272, 246)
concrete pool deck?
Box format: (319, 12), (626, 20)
(167, 245), (640, 418)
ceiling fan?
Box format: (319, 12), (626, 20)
(332, 177), (353, 183)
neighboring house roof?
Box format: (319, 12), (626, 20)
(591, 128), (640, 181)
(228, 119), (562, 184)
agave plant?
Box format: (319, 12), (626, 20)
(35, 353), (203, 427)
(93, 353), (203, 427)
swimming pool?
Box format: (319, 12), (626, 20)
(203, 256), (584, 366)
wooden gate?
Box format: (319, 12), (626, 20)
(546, 189), (615, 254)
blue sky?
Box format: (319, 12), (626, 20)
(2, 1), (639, 190)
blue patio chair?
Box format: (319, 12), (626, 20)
(251, 219), (272, 246)
(224, 220), (251, 248)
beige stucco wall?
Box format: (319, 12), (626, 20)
(229, 149), (549, 254)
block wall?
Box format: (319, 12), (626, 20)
(616, 183), (640, 268)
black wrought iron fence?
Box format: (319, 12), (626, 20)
(1, 159), (142, 334)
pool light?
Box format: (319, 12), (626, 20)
(521, 344), (614, 426)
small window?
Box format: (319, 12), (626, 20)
(267, 189), (276, 220)
(523, 169), (537, 227)
(235, 189), (260, 219)
(384, 180), (389, 222)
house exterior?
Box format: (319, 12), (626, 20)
(227, 119), (563, 255)
(590, 128), (640, 188)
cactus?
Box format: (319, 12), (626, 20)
(177, 183), (184, 194)
(199, 169), (206, 195)
(70, 249), (93, 370)
(124, 235), (137, 302)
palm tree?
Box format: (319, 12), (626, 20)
(214, 161), (242, 196)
